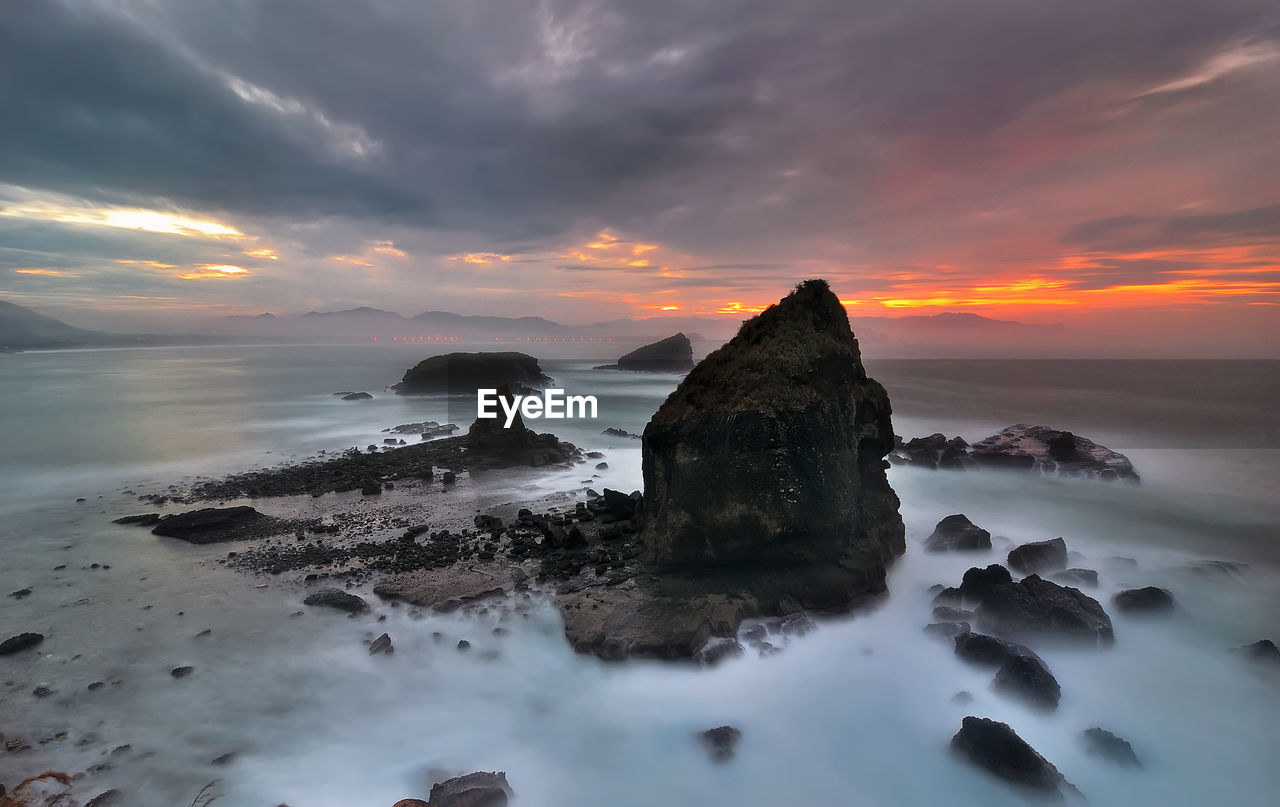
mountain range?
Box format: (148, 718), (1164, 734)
(1, 298), (1079, 357)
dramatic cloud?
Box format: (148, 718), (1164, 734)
(1, 0), (1277, 340)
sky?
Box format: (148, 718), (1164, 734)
(1, 0), (1278, 349)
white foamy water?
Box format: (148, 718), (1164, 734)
(1, 346), (1277, 805)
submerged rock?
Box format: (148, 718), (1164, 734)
(341, 391), (373, 401)
(976, 575), (1114, 646)
(1051, 568), (1099, 588)
(595, 332), (694, 372)
(0, 632), (45, 656)
(427, 771), (512, 807)
(925, 514), (992, 552)
(150, 506), (274, 544)
(699, 725), (743, 762)
(393, 351), (552, 395)
(1237, 638), (1280, 664)
(951, 717), (1078, 798)
(993, 654), (1061, 710)
(1007, 538), (1068, 574)
(1081, 727), (1142, 767)
(303, 588), (369, 614)
(1112, 586), (1175, 614)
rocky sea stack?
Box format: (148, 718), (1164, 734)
(556, 281), (905, 659)
(595, 332), (694, 372)
(640, 279), (904, 578)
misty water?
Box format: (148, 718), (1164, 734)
(1, 345), (1278, 806)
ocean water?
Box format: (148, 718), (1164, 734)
(0, 345), (1277, 806)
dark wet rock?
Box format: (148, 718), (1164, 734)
(959, 564), (1013, 605)
(558, 282), (903, 660)
(932, 586), (963, 606)
(1052, 568), (1099, 588)
(87, 790), (122, 806)
(303, 588), (370, 614)
(600, 488), (639, 521)
(428, 771), (512, 807)
(1112, 587), (1175, 614)
(361, 481), (383, 496)
(211, 752), (236, 765)
(925, 514), (991, 552)
(341, 392), (373, 400)
(595, 333), (694, 372)
(112, 513), (160, 526)
(966, 424), (1138, 481)
(369, 632), (394, 655)
(951, 716), (1077, 798)
(1082, 727), (1141, 767)
(890, 432), (973, 470)
(933, 605), (976, 622)
(925, 621), (971, 640)
(954, 632), (1042, 668)
(976, 575), (1114, 646)
(9, 587), (31, 599)
(699, 725), (742, 763)
(441, 471), (457, 484)
(457, 639), (471, 651)
(0, 632), (45, 655)
(170, 665), (194, 678)
(394, 351), (552, 395)
(1008, 538), (1068, 574)
(151, 506), (278, 544)
(385, 420), (459, 439)
(32, 684), (53, 697)
(696, 639), (744, 666)
(1237, 639), (1280, 664)
(993, 654), (1061, 710)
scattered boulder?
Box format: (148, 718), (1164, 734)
(369, 632), (394, 655)
(394, 351), (552, 395)
(150, 506), (274, 544)
(925, 515), (991, 552)
(933, 606), (976, 622)
(0, 632), (45, 656)
(976, 575), (1114, 646)
(1081, 727), (1141, 767)
(595, 333), (694, 372)
(699, 725), (742, 763)
(1237, 639), (1280, 664)
(959, 565), (1013, 605)
(1007, 538), (1068, 575)
(427, 771), (512, 807)
(303, 588), (370, 614)
(890, 433), (972, 470)
(1112, 587), (1175, 614)
(993, 654), (1061, 710)
(170, 665), (194, 678)
(341, 392), (373, 401)
(950, 716), (1077, 798)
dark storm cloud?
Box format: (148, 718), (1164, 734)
(5, 0), (1276, 242)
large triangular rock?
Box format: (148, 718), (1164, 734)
(638, 279), (904, 596)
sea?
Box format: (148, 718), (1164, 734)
(1, 344), (1277, 806)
